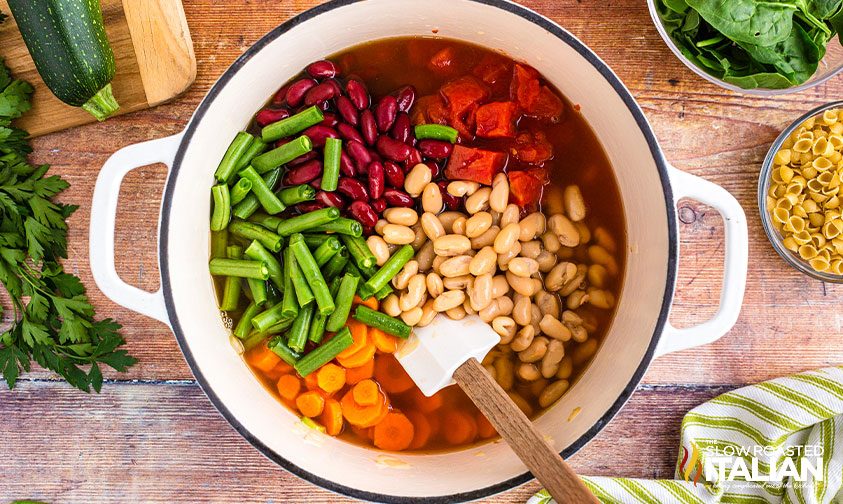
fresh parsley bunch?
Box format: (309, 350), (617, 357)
(0, 60), (136, 392)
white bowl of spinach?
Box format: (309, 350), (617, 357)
(649, 0), (843, 93)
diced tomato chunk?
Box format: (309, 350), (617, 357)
(428, 47), (458, 75)
(508, 169), (546, 208)
(472, 54), (512, 87)
(526, 86), (564, 122)
(511, 131), (554, 165)
(445, 145), (507, 185)
(510, 63), (541, 112)
(440, 76), (489, 119)
(475, 101), (519, 138)
(411, 95), (449, 125)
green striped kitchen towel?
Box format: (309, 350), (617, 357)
(529, 366), (843, 504)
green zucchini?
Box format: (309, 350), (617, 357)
(8, 0), (119, 121)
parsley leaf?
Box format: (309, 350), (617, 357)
(0, 58), (137, 392)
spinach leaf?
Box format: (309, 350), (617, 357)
(723, 71), (797, 88)
(804, 0), (842, 20)
(685, 0), (799, 45)
(737, 22), (821, 83)
(663, 0), (690, 14)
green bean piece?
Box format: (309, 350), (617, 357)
(290, 234), (335, 316)
(281, 248), (299, 320)
(215, 131), (254, 183)
(244, 240), (283, 291)
(229, 220), (283, 253)
(276, 207), (340, 236)
(210, 229), (229, 259)
(322, 249), (349, 280)
(313, 237), (342, 266)
(326, 273), (360, 332)
(361, 245), (413, 300)
(242, 331), (268, 352)
(375, 286), (393, 300)
(278, 184), (316, 206)
(248, 212), (284, 231)
(235, 137), (268, 172)
(302, 233), (332, 249)
(310, 218), (362, 237)
(329, 275), (343, 298)
(321, 137), (342, 192)
(210, 258), (269, 280)
(294, 326), (354, 377)
(340, 234), (376, 270)
(219, 246), (245, 311)
(287, 302), (314, 353)
(252, 135), (313, 173)
(286, 246), (314, 308)
(210, 184), (231, 231)
(268, 336), (302, 366)
(238, 166), (286, 214)
(353, 305), (411, 339)
(414, 124), (459, 143)
(247, 277), (268, 306)
(230, 178), (253, 205)
(233, 168), (281, 220)
(308, 312), (328, 344)
(261, 106), (324, 143)
(252, 301), (287, 333)
(265, 318), (294, 335)
(234, 302), (263, 339)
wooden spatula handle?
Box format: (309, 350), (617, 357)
(453, 358), (598, 504)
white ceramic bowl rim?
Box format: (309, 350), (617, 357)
(158, 0), (678, 501)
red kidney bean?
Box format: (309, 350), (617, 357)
(337, 123), (364, 144)
(303, 125), (339, 148)
(320, 112), (339, 128)
(286, 78), (317, 108)
(345, 79), (370, 110)
(417, 139), (453, 159)
(368, 161), (385, 200)
(346, 140), (372, 168)
(311, 177), (322, 190)
(306, 60), (339, 79)
(326, 79), (343, 97)
(335, 96), (359, 127)
(348, 201), (378, 227)
(338, 177), (369, 201)
(315, 100), (331, 112)
(284, 159), (322, 185)
(360, 109), (377, 145)
(304, 82), (339, 106)
(383, 161), (405, 188)
(395, 85), (416, 113)
(427, 161), (441, 179)
(384, 189), (414, 208)
(376, 135), (412, 162)
(339, 151), (357, 177)
(405, 148), (423, 169)
(287, 150), (319, 167)
(255, 107), (290, 127)
(371, 198), (387, 213)
(439, 180), (461, 210)
(390, 113), (412, 144)
(375, 95), (398, 132)
(296, 201), (326, 213)
(316, 190), (347, 210)
(271, 84), (290, 106)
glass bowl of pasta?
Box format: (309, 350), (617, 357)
(760, 100), (843, 282)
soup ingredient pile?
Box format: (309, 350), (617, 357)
(656, 0), (843, 89)
(0, 60), (135, 392)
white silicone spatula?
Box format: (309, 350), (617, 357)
(395, 315), (597, 504)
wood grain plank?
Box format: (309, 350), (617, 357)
(0, 381), (723, 503)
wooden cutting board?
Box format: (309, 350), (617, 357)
(0, 0), (196, 137)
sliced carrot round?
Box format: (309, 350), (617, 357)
(320, 399), (344, 436)
(341, 389), (388, 428)
(353, 294), (379, 311)
(345, 358), (375, 384)
(373, 412), (415, 451)
(316, 363), (347, 394)
(337, 319), (368, 359)
(296, 391), (326, 418)
(406, 410), (433, 450)
(352, 379), (380, 406)
(304, 371), (320, 391)
(373, 354), (415, 394)
(411, 387), (444, 413)
(476, 412), (497, 439)
(442, 410), (478, 446)
(246, 343), (281, 373)
(370, 327), (399, 354)
(277, 374), (302, 402)
(336, 342), (376, 368)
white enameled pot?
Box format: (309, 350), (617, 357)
(88, 0), (749, 501)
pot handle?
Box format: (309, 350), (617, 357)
(89, 133), (183, 327)
(655, 165), (748, 357)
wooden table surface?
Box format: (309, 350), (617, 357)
(2, 1), (842, 502)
